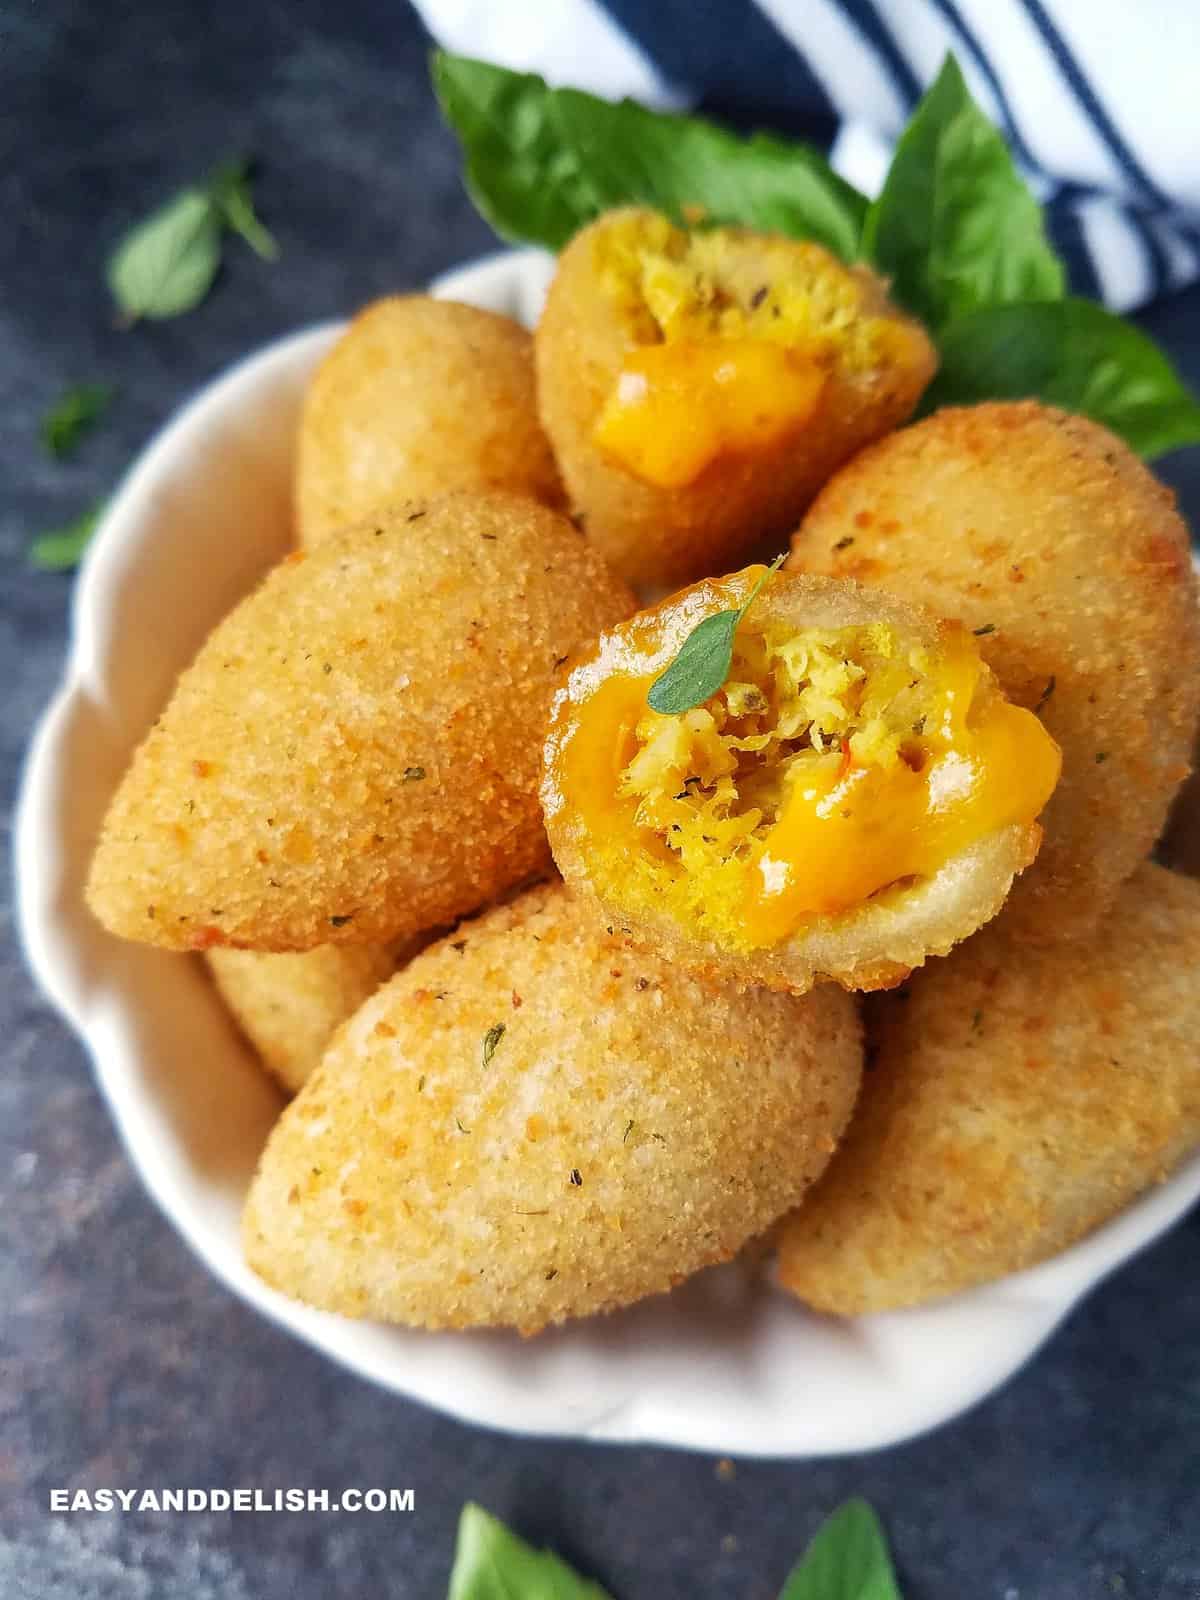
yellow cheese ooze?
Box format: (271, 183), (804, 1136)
(592, 340), (827, 489)
(741, 638), (1061, 943)
(555, 606), (1060, 951)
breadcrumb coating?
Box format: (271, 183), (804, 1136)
(208, 937), (425, 1093)
(777, 862), (1200, 1315)
(243, 883), (862, 1333)
(790, 402), (1200, 940)
(536, 208), (936, 592)
(86, 494), (635, 951)
(297, 297), (563, 543)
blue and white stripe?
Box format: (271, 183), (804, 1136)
(412, 0), (1200, 310)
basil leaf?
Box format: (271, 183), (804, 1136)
(210, 158), (279, 261)
(29, 502), (105, 573)
(41, 383), (113, 459)
(778, 1500), (903, 1600)
(924, 296), (1200, 458)
(862, 54), (1064, 329)
(433, 52), (867, 261)
(448, 1504), (612, 1600)
(107, 187), (222, 322)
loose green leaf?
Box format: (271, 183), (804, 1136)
(862, 54), (1064, 328)
(433, 52), (867, 261)
(923, 297), (1200, 458)
(29, 502), (105, 572)
(106, 158), (277, 322)
(481, 1023), (506, 1068)
(648, 555), (783, 715)
(448, 1503), (612, 1600)
(210, 158), (279, 261)
(107, 187), (222, 321)
(40, 383), (113, 459)
(777, 1499), (903, 1600)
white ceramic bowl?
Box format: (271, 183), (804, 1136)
(16, 249), (1200, 1458)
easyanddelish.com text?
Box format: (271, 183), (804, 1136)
(49, 1487), (415, 1513)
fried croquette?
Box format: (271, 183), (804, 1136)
(86, 494), (636, 952)
(242, 883), (862, 1333)
(776, 862), (1200, 1316)
(297, 297), (563, 543)
(542, 567), (1059, 994)
(790, 401), (1200, 941)
(535, 207), (936, 592)
(208, 939), (419, 1093)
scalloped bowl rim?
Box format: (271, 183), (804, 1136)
(15, 247), (1200, 1458)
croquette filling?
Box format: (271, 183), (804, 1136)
(591, 211), (919, 488)
(560, 588), (1061, 951)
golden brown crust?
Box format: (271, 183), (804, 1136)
(536, 208), (937, 593)
(297, 297), (564, 543)
(777, 862), (1200, 1315)
(790, 401), (1200, 940)
(243, 883), (863, 1332)
(555, 831), (1037, 998)
(207, 939), (421, 1093)
(86, 493), (635, 951)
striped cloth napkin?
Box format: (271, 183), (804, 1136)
(412, 0), (1200, 310)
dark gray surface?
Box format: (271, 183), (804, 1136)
(3, 3), (1200, 1596)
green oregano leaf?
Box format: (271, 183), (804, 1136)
(29, 501), (106, 572)
(210, 158), (280, 261)
(647, 555), (784, 715)
(107, 157), (277, 323)
(107, 187), (223, 322)
(41, 383), (113, 458)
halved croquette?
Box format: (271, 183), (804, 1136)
(542, 568), (1059, 993)
(536, 207), (936, 591)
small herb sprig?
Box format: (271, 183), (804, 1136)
(481, 1022), (506, 1068)
(434, 51), (1200, 461)
(447, 1498), (903, 1598)
(40, 384), (113, 459)
(29, 502), (107, 573)
(30, 159), (278, 574)
(647, 555), (784, 715)
(107, 157), (278, 324)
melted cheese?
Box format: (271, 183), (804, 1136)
(593, 340), (826, 488)
(554, 591), (1060, 951)
(587, 210), (928, 490)
(740, 635), (1060, 942)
